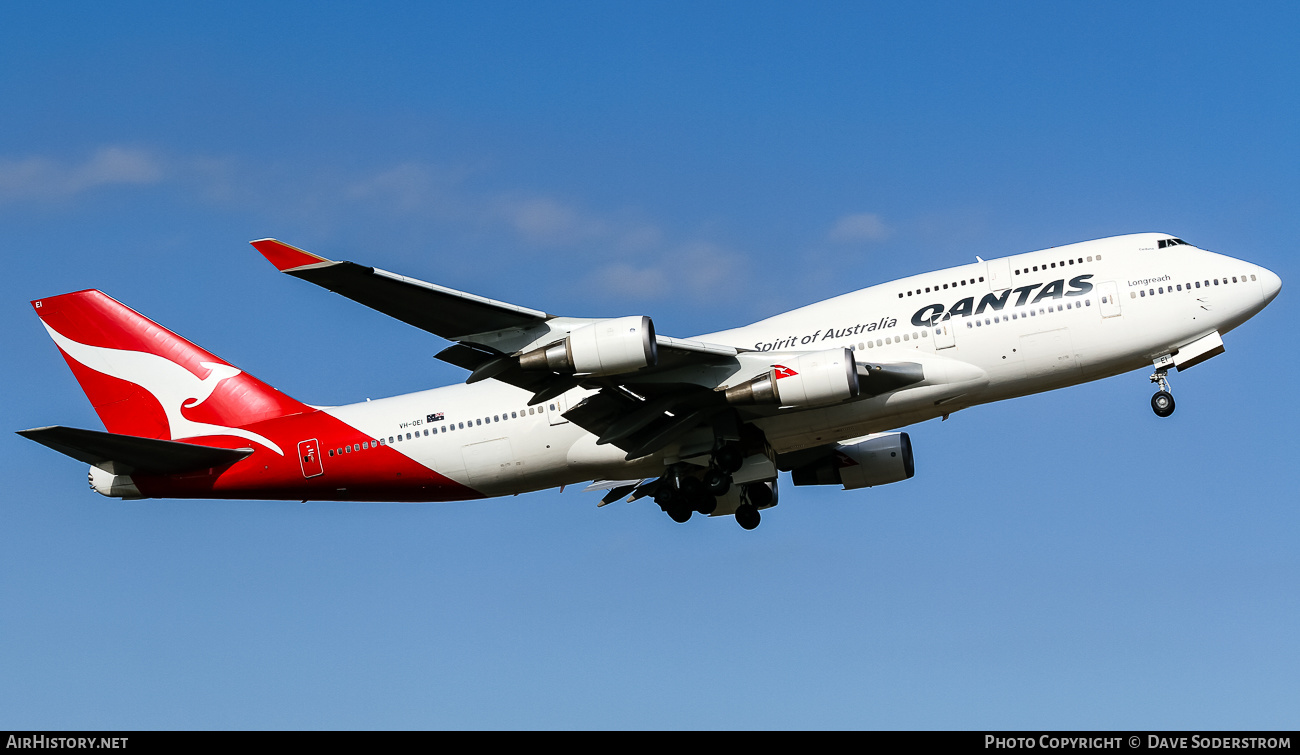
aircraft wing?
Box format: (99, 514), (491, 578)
(251, 239), (551, 340)
(252, 239), (740, 360)
(251, 239), (919, 462)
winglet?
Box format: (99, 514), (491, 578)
(250, 238), (332, 271)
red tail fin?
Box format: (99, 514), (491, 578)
(32, 290), (310, 450)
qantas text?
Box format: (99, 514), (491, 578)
(911, 275), (1094, 327)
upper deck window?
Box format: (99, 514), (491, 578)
(1157, 238), (1188, 249)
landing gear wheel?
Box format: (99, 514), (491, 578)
(674, 477), (716, 515)
(715, 445), (744, 474)
(735, 504), (760, 530)
(667, 505), (693, 523)
(1151, 390), (1175, 418)
(742, 482), (774, 509)
(703, 468), (731, 496)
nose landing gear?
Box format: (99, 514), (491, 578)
(1150, 360), (1176, 418)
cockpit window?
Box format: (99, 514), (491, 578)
(1157, 238), (1189, 249)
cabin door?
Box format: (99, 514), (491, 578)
(932, 324), (956, 350)
(1097, 281), (1123, 318)
(545, 393), (569, 425)
(298, 439), (324, 478)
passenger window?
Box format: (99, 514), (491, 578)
(406, 433), (411, 440)
(1096, 255), (1102, 260)
(362, 441), (368, 449)
(1085, 300), (1091, 306)
(1232, 276), (1238, 283)
(1140, 291), (1146, 297)
(389, 436), (394, 443)
(1251, 274), (1257, 281)
(549, 403), (556, 411)
(328, 449), (334, 456)
(921, 330), (928, 337)
(1087, 256), (1093, 262)
(903, 333), (909, 341)
(1214, 279), (1219, 285)
(344, 446), (351, 454)
(975, 320), (981, 327)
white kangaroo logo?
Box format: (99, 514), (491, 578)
(42, 322), (284, 455)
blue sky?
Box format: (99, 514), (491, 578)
(2, 2), (1298, 729)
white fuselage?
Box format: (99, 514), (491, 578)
(318, 233), (1281, 496)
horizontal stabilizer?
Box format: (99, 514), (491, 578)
(17, 425), (253, 475)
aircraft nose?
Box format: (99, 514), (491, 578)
(1259, 266), (1282, 304)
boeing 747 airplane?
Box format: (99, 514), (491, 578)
(20, 233), (1281, 529)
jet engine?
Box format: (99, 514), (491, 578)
(519, 315), (657, 376)
(725, 347), (859, 407)
(790, 432), (914, 490)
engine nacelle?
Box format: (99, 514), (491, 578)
(790, 432), (914, 490)
(725, 347), (859, 407)
(519, 316), (657, 376)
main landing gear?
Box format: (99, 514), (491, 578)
(1149, 360), (1176, 418)
(654, 442), (762, 528)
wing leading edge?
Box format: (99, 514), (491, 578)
(250, 239), (551, 340)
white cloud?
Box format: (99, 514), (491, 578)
(581, 240), (745, 303)
(828, 212), (891, 243)
(585, 262), (670, 300)
(495, 196), (606, 246)
(0, 146), (165, 202)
